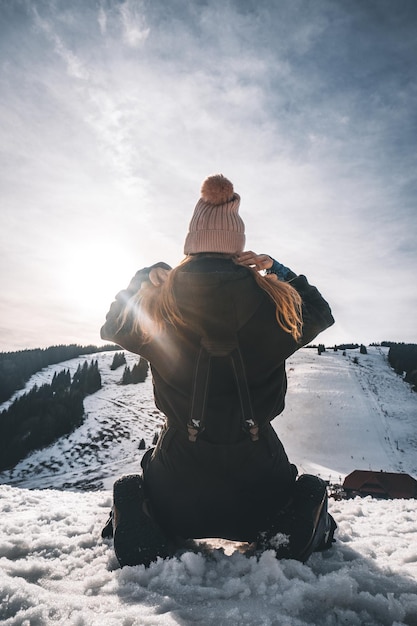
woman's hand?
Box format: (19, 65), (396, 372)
(235, 251), (273, 271)
(148, 266), (170, 287)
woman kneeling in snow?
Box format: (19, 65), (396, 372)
(100, 174), (336, 567)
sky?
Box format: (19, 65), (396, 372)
(0, 0), (416, 352)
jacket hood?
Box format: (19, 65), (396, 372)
(173, 260), (265, 355)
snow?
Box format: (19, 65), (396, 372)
(277, 347), (417, 481)
(0, 351), (165, 491)
(1, 347), (417, 625)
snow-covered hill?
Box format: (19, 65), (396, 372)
(1, 346), (416, 490)
(0, 351), (166, 491)
(1, 347), (417, 625)
(278, 347), (417, 481)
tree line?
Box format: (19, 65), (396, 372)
(110, 351), (149, 384)
(388, 343), (417, 391)
(0, 344), (116, 403)
(0, 360), (102, 471)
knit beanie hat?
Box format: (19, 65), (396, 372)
(184, 174), (245, 255)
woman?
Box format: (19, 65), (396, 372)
(101, 174), (336, 567)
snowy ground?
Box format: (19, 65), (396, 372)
(1, 347), (417, 625)
(1, 486), (417, 625)
(277, 347), (417, 482)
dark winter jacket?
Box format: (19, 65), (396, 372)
(100, 256), (334, 445)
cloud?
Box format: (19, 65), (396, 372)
(118, 0), (150, 48)
(33, 14), (90, 80)
(98, 6), (107, 35)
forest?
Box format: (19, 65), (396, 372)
(0, 360), (102, 471)
(0, 343), (116, 403)
(387, 343), (417, 391)
(0, 348), (150, 472)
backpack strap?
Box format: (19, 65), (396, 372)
(229, 347), (259, 442)
(187, 344), (259, 443)
(187, 346), (211, 442)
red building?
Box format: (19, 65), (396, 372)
(343, 470), (417, 499)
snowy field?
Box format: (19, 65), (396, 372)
(277, 347), (417, 481)
(1, 347), (417, 625)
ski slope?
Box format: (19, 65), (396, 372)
(276, 347), (417, 482)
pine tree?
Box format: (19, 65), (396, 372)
(110, 352), (126, 370)
(121, 366), (132, 385)
(123, 358), (149, 384)
(85, 361), (101, 394)
(135, 357), (149, 382)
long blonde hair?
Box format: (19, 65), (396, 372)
(118, 256), (303, 342)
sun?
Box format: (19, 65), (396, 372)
(60, 241), (139, 319)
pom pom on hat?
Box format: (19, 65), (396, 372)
(201, 174), (234, 205)
(184, 174), (245, 255)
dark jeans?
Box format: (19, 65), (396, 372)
(143, 424), (297, 542)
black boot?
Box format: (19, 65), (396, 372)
(289, 474), (336, 562)
(257, 475), (336, 562)
(112, 474), (173, 567)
